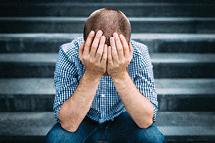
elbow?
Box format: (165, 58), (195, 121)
(138, 118), (153, 129)
(60, 122), (78, 133)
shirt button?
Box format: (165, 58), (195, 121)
(101, 94), (105, 97)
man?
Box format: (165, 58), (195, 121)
(45, 8), (166, 143)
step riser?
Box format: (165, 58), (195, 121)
(1, 36), (215, 53)
(0, 63), (55, 78)
(0, 1), (214, 143)
(1, 20), (215, 34)
(0, 95), (53, 112)
(0, 63), (214, 78)
(0, 39), (69, 53)
(1, 94), (215, 112)
(150, 40), (215, 53)
(0, 136), (46, 143)
(1, 4), (215, 17)
(153, 63), (215, 78)
(2, 0), (215, 3)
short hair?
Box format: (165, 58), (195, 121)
(84, 8), (131, 46)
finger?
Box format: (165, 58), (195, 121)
(107, 46), (113, 64)
(129, 42), (134, 58)
(101, 44), (107, 64)
(110, 36), (116, 49)
(113, 32), (124, 59)
(79, 42), (85, 60)
(90, 30), (103, 57)
(96, 36), (106, 61)
(110, 37), (119, 63)
(120, 34), (129, 58)
(84, 31), (95, 56)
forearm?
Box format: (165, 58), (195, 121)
(58, 71), (102, 132)
(111, 72), (154, 129)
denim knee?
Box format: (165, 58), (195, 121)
(136, 124), (166, 143)
(44, 123), (82, 143)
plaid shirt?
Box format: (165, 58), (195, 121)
(53, 37), (158, 123)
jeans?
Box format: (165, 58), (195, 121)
(45, 112), (166, 143)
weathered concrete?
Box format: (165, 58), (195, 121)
(0, 112), (215, 142)
(0, 78), (215, 112)
(0, 53), (215, 78)
(1, 34), (215, 53)
(2, 0), (215, 3)
(0, 0), (214, 142)
(0, 3), (215, 17)
(1, 17), (215, 33)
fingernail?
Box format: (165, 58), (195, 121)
(97, 30), (103, 35)
(89, 31), (94, 36)
(102, 36), (106, 39)
(120, 34), (123, 38)
(110, 37), (114, 41)
(113, 32), (118, 37)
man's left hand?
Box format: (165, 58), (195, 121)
(107, 33), (133, 79)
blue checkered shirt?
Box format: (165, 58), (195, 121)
(53, 37), (158, 123)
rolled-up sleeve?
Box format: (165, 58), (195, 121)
(53, 47), (79, 122)
(130, 41), (158, 122)
(133, 66), (158, 122)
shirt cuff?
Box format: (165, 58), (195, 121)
(152, 103), (158, 123)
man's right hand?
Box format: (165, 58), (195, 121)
(79, 30), (107, 77)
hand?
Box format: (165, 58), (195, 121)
(79, 30), (108, 77)
(107, 33), (133, 79)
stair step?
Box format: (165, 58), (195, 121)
(0, 3), (215, 17)
(0, 112), (215, 142)
(2, 0), (215, 3)
(1, 34), (215, 53)
(0, 53), (214, 78)
(0, 78), (215, 112)
(1, 17), (215, 33)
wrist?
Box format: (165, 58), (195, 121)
(110, 71), (129, 82)
(84, 70), (103, 80)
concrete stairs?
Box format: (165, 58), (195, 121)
(0, 0), (215, 143)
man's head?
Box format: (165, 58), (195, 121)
(84, 8), (131, 46)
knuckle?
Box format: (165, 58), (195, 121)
(113, 53), (118, 57)
(97, 51), (102, 57)
(89, 59), (94, 64)
(118, 48), (123, 52)
(128, 57), (132, 62)
(125, 59), (130, 63)
(102, 56), (107, 60)
(96, 33), (101, 38)
(92, 44), (97, 49)
(115, 37), (120, 42)
(85, 44), (90, 48)
(94, 63), (98, 67)
(114, 63), (119, 68)
(97, 54), (102, 58)
(95, 63), (101, 67)
(83, 56), (87, 61)
(122, 57), (127, 62)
